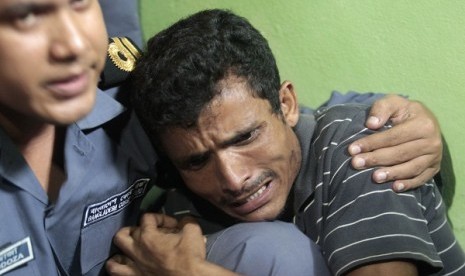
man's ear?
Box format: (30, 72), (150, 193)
(279, 81), (299, 127)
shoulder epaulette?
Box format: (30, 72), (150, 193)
(98, 37), (142, 90)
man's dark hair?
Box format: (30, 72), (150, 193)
(131, 9), (281, 143)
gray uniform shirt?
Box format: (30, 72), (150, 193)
(0, 92), (156, 275)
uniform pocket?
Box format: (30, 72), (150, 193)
(79, 178), (149, 274)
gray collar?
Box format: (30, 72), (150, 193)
(77, 90), (126, 130)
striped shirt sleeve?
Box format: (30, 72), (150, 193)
(309, 104), (464, 275)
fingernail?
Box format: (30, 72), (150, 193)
(395, 182), (405, 192)
(349, 144), (361, 155)
(375, 171), (387, 182)
(367, 116), (380, 126)
(353, 157), (365, 168)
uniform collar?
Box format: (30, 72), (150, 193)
(77, 89), (126, 130)
(0, 89), (126, 202)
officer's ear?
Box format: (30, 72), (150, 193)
(98, 37), (142, 90)
(279, 81), (299, 127)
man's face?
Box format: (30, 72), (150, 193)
(160, 77), (302, 221)
(0, 0), (108, 127)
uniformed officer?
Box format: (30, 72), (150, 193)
(0, 0), (156, 275)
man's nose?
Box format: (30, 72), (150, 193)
(215, 153), (250, 193)
(49, 12), (87, 62)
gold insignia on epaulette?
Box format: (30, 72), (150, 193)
(108, 37), (141, 72)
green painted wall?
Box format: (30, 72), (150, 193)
(140, 0), (464, 246)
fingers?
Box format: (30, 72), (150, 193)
(178, 216), (199, 229)
(349, 95), (443, 193)
(112, 213), (179, 261)
(113, 226), (141, 262)
(179, 217), (203, 237)
(351, 137), (440, 169)
(351, 139), (440, 184)
(391, 168), (439, 192)
(368, 153), (437, 182)
(106, 255), (142, 276)
(177, 217), (207, 258)
(373, 166), (439, 192)
(365, 94), (410, 129)
(368, 154), (440, 192)
(349, 117), (432, 155)
(178, 217), (204, 247)
(110, 216), (207, 275)
(349, 128), (397, 156)
(140, 213), (178, 230)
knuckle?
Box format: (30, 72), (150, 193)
(421, 117), (437, 133)
(412, 174), (429, 187)
(393, 147), (407, 160)
(399, 179), (415, 190)
(105, 264), (118, 275)
(183, 221), (202, 233)
(383, 128), (401, 144)
(113, 231), (125, 244)
(410, 160), (426, 176)
(358, 139), (374, 152)
(430, 136), (443, 152)
(363, 155), (378, 166)
(424, 167), (439, 181)
(387, 170), (399, 181)
(371, 100), (386, 112)
(385, 93), (402, 102)
(372, 94), (396, 111)
(432, 166), (440, 176)
(139, 234), (154, 249)
(409, 100), (423, 110)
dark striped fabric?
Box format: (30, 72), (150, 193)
(292, 104), (465, 275)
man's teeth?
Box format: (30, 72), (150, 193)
(247, 185), (267, 202)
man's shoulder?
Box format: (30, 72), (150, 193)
(311, 104), (371, 147)
(315, 103), (370, 124)
(308, 103), (382, 193)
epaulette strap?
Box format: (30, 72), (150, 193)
(98, 37), (142, 90)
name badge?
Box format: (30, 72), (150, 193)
(83, 178), (149, 228)
(0, 237), (34, 275)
